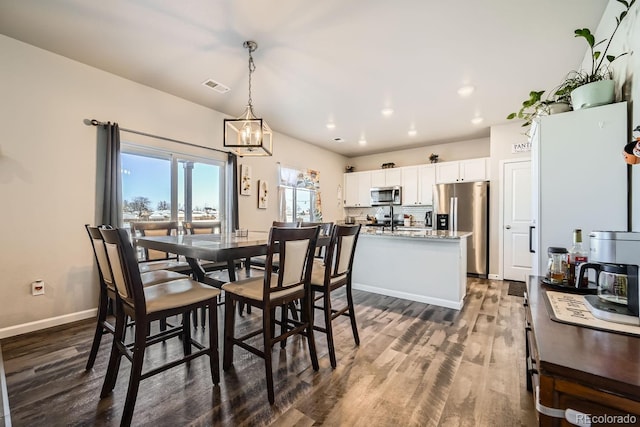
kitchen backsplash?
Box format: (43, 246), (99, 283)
(344, 205), (433, 226)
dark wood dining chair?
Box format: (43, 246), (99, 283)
(248, 221), (300, 270)
(130, 221), (192, 274)
(301, 222), (334, 260)
(99, 227), (220, 426)
(222, 225), (320, 404)
(309, 224), (362, 368)
(84, 224), (188, 370)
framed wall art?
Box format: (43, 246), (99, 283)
(258, 180), (268, 209)
(240, 164), (252, 196)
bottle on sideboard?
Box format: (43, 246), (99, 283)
(567, 228), (588, 287)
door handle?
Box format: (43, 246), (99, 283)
(506, 225), (511, 229)
(529, 225), (535, 253)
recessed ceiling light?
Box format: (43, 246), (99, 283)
(457, 85), (475, 97)
(381, 108), (394, 117)
(359, 138), (367, 146)
(408, 129), (417, 137)
(471, 117), (484, 125)
(326, 122), (336, 130)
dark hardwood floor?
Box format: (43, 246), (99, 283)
(1, 278), (536, 426)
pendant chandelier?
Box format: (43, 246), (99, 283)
(224, 41), (273, 156)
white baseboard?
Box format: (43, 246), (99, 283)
(0, 308), (97, 339)
(353, 283), (463, 310)
(488, 274), (501, 280)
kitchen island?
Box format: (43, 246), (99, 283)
(352, 229), (471, 310)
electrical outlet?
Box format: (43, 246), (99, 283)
(32, 280), (45, 296)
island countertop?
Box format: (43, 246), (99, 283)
(360, 228), (472, 240)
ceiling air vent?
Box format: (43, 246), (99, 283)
(202, 79), (230, 93)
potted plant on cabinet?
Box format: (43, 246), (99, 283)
(508, 0), (634, 122)
(567, 0), (635, 110)
(506, 89), (570, 129)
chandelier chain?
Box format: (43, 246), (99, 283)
(247, 44), (256, 109)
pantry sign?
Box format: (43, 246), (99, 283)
(512, 141), (531, 153)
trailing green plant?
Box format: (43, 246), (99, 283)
(507, 90), (553, 127)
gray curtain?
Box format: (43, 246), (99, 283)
(101, 122), (122, 226)
(228, 152), (239, 230)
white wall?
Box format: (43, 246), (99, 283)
(0, 35), (346, 336)
(237, 134), (346, 232)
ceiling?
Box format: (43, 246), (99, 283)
(0, 0), (609, 157)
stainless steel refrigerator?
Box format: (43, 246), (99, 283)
(433, 181), (489, 277)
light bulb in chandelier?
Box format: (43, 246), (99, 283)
(240, 121), (263, 146)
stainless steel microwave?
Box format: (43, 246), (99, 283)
(370, 186), (402, 206)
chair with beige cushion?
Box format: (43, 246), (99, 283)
(248, 221), (300, 270)
(222, 225), (320, 404)
(309, 224), (362, 368)
(84, 224), (188, 370)
(130, 221), (192, 274)
(301, 222), (334, 260)
(99, 227), (220, 426)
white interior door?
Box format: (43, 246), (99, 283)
(503, 160), (532, 282)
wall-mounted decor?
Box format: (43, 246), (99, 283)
(258, 180), (268, 209)
(240, 164), (252, 195)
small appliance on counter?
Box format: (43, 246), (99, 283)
(425, 209), (433, 228)
(589, 231), (640, 265)
(578, 263), (640, 325)
(436, 214), (449, 231)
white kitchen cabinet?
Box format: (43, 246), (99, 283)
(344, 171), (371, 207)
(460, 158), (489, 181)
(435, 161), (460, 183)
(371, 168), (401, 187)
(401, 167), (419, 204)
(418, 165), (436, 205)
(530, 102), (627, 276)
(402, 165), (435, 205)
(435, 158), (489, 183)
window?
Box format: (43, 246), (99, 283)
(121, 144), (226, 232)
(278, 166), (322, 223)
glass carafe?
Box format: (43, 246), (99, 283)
(547, 247), (568, 283)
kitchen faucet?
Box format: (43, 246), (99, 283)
(389, 204), (395, 232)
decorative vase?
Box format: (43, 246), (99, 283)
(570, 80), (615, 110)
(548, 102), (571, 115)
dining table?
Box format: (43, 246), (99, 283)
(135, 230), (330, 283)
(135, 231), (271, 282)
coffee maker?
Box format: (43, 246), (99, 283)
(577, 263), (639, 325)
(579, 231), (640, 325)
(424, 209), (433, 228)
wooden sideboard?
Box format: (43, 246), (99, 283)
(525, 276), (640, 426)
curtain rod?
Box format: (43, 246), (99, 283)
(87, 119), (230, 155)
